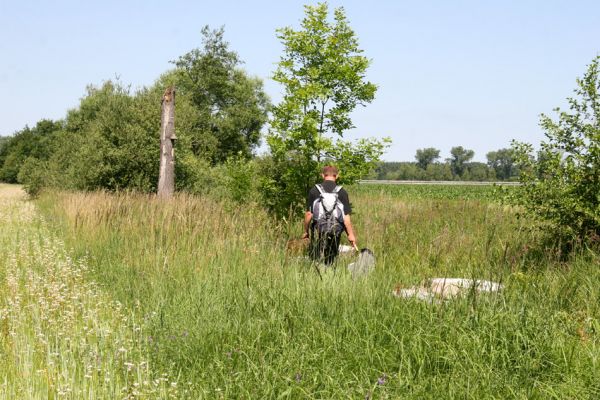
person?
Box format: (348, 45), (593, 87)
(302, 165), (357, 264)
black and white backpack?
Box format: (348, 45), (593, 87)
(312, 184), (345, 236)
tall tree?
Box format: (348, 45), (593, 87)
(448, 146), (474, 177)
(173, 26), (270, 163)
(415, 147), (440, 169)
(486, 148), (516, 180)
(267, 2), (388, 215)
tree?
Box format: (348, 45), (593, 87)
(487, 148), (516, 180)
(447, 146), (474, 177)
(512, 56), (600, 246)
(267, 3), (389, 215)
(464, 162), (491, 181)
(173, 26), (270, 163)
(415, 147), (440, 170)
(53, 81), (161, 191)
(0, 120), (62, 183)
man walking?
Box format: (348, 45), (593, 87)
(302, 165), (356, 264)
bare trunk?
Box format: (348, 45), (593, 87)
(157, 87), (176, 198)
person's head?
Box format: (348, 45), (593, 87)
(321, 165), (339, 181)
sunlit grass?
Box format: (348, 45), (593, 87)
(4, 184), (599, 398)
(0, 187), (180, 399)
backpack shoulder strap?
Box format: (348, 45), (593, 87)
(333, 185), (342, 193)
(315, 184), (325, 194)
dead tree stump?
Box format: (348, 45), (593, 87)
(157, 87), (176, 198)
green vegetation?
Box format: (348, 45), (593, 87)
(3, 183), (590, 398)
(0, 27), (270, 196)
(512, 55), (600, 246)
(173, 26), (270, 163)
(352, 183), (502, 201)
(0, 185), (180, 398)
(0, 4), (598, 396)
(415, 148), (441, 170)
(370, 146), (520, 182)
(447, 146), (475, 177)
(267, 3), (389, 215)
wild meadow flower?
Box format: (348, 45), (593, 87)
(0, 188), (178, 399)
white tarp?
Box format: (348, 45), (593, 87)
(393, 278), (503, 302)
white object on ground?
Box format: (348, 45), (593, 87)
(338, 245), (355, 254)
(393, 278), (503, 302)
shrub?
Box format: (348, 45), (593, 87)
(18, 157), (47, 198)
(511, 56), (600, 247)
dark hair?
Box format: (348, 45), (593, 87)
(322, 165), (339, 177)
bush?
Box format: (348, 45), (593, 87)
(18, 157), (47, 198)
(511, 56), (600, 247)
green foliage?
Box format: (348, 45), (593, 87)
(31, 186), (600, 398)
(511, 56), (600, 246)
(487, 148), (518, 180)
(173, 26), (270, 163)
(17, 157), (48, 198)
(267, 2), (389, 215)
(0, 26), (269, 196)
(58, 81), (160, 191)
(0, 120), (62, 183)
(463, 161), (491, 181)
(353, 182), (501, 201)
(373, 160), (496, 181)
(415, 147), (440, 169)
(447, 146), (475, 177)
(0, 136), (11, 175)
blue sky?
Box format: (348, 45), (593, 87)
(1, 0), (598, 161)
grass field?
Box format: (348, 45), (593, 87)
(1, 183), (599, 398)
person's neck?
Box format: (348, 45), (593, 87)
(323, 177), (336, 182)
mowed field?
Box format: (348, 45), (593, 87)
(1, 183), (599, 399)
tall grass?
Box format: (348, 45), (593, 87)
(24, 185), (600, 398)
(0, 185), (180, 399)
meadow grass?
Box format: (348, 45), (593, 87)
(0, 185), (180, 399)
(8, 184), (600, 398)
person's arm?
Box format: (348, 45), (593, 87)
(343, 214), (356, 248)
(302, 211), (312, 239)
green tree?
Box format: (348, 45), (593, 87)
(415, 147), (440, 170)
(447, 146), (475, 178)
(0, 120), (62, 183)
(464, 162), (491, 181)
(512, 56), (600, 245)
(487, 148), (516, 180)
(267, 3), (389, 215)
(173, 26), (270, 163)
(51, 81), (160, 191)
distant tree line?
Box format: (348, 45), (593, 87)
(367, 146), (519, 181)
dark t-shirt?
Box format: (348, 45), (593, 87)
(306, 180), (352, 215)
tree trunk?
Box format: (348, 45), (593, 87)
(157, 87), (176, 198)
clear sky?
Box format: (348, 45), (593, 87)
(1, 0), (598, 161)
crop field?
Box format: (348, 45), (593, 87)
(1, 183), (599, 399)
